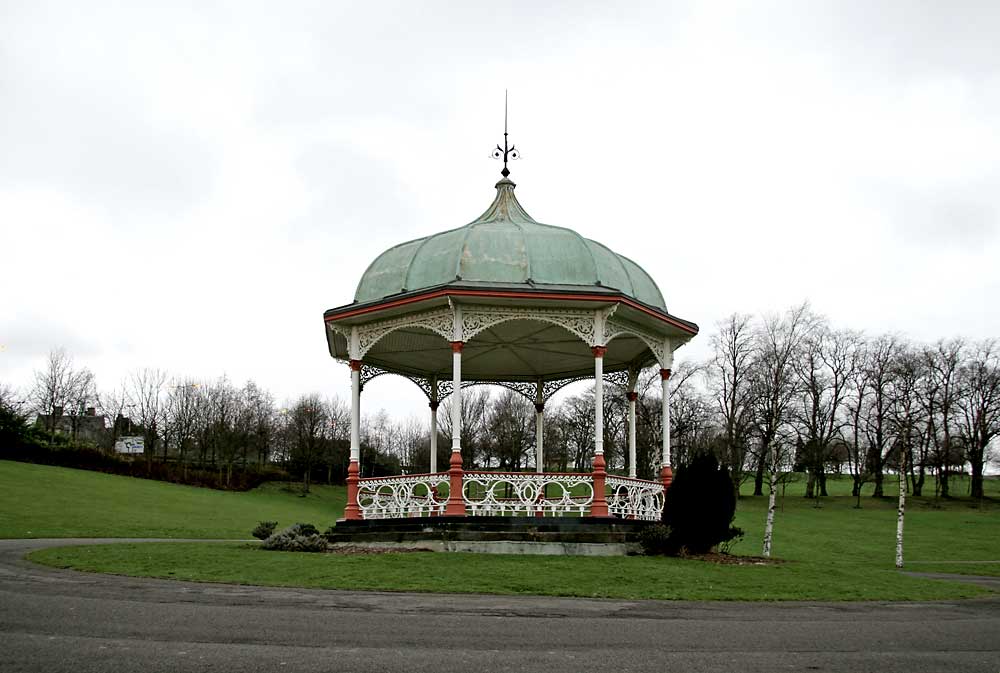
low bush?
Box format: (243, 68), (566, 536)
(294, 522), (319, 537)
(637, 523), (673, 556)
(251, 521), (278, 540)
(260, 523), (327, 553)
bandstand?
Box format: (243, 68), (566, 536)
(323, 140), (697, 549)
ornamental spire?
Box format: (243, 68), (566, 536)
(491, 89), (520, 179)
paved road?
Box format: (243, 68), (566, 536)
(1, 539), (998, 673)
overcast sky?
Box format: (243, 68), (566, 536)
(2, 1), (998, 421)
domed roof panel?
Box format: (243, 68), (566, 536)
(584, 240), (634, 297)
(459, 220), (529, 283)
(618, 254), (665, 308)
(402, 226), (465, 292)
(518, 222), (596, 286)
(355, 238), (424, 303)
(352, 178), (668, 311)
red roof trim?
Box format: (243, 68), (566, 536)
(324, 288), (698, 334)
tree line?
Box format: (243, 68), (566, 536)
(3, 303), (998, 499)
(684, 304), (999, 504)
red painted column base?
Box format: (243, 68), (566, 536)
(591, 453), (609, 517)
(445, 450), (466, 516)
(344, 460), (361, 520)
(660, 465), (674, 492)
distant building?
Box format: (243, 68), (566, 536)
(34, 406), (108, 445)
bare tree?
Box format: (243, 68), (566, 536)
(0, 383), (26, 414)
(30, 348), (95, 439)
(486, 389), (533, 471)
(752, 303), (814, 558)
(957, 340), (1000, 500)
(888, 345), (924, 568)
(862, 335), (900, 498)
(792, 324), (856, 498)
(559, 390), (597, 472)
(887, 346), (926, 496)
(895, 424), (908, 569)
(634, 368), (664, 479)
(321, 396), (349, 482)
(289, 393), (329, 492)
(439, 387), (490, 468)
(922, 339), (965, 497)
(97, 384), (130, 452)
(165, 379), (202, 477)
(669, 361), (713, 468)
(394, 414), (427, 474)
(602, 383), (628, 472)
(708, 313), (756, 496)
(842, 340), (874, 505)
(127, 368), (167, 467)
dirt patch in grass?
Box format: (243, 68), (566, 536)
(325, 545), (435, 555)
(685, 552), (785, 566)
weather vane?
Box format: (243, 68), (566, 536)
(491, 90), (519, 178)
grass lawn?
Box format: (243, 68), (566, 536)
(0, 460), (344, 538)
(29, 541), (990, 601)
(8, 460), (1000, 600)
(732, 473), (1000, 577)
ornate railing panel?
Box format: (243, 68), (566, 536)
(606, 476), (664, 521)
(357, 473), (449, 519)
(462, 472), (594, 516)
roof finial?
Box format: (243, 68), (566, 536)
(491, 89), (519, 179)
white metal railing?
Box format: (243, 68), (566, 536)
(462, 471), (594, 516)
(606, 475), (665, 521)
(357, 472), (449, 519)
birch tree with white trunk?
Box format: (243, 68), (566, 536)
(753, 303), (816, 558)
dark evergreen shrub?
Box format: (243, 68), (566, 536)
(251, 521), (278, 540)
(658, 454), (741, 555)
(0, 400), (35, 453)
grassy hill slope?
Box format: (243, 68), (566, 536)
(0, 460), (345, 539)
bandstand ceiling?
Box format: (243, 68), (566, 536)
(360, 319), (655, 382)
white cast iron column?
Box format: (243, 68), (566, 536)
(445, 340), (466, 515)
(344, 359), (362, 520)
(534, 380), (544, 473)
(591, 345), (609, 517)
(660, 368), (671, 465)
(660, 339), (674, 492)
(627, 390), (638, 479)
(429, 377), (439, 474)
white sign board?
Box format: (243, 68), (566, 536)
(115, 436), (145, 455)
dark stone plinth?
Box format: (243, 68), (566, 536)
(327, 516), (654, 545)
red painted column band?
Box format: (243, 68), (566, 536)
(344, 460), (361, 520)
(445, 445), (465, 515)
(345, 359), (363, 520)
(591, 453), (609, 517)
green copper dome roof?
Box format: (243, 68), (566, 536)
(354, 178), (667, 310)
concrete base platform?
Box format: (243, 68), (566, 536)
(326, 516), (652, 556)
